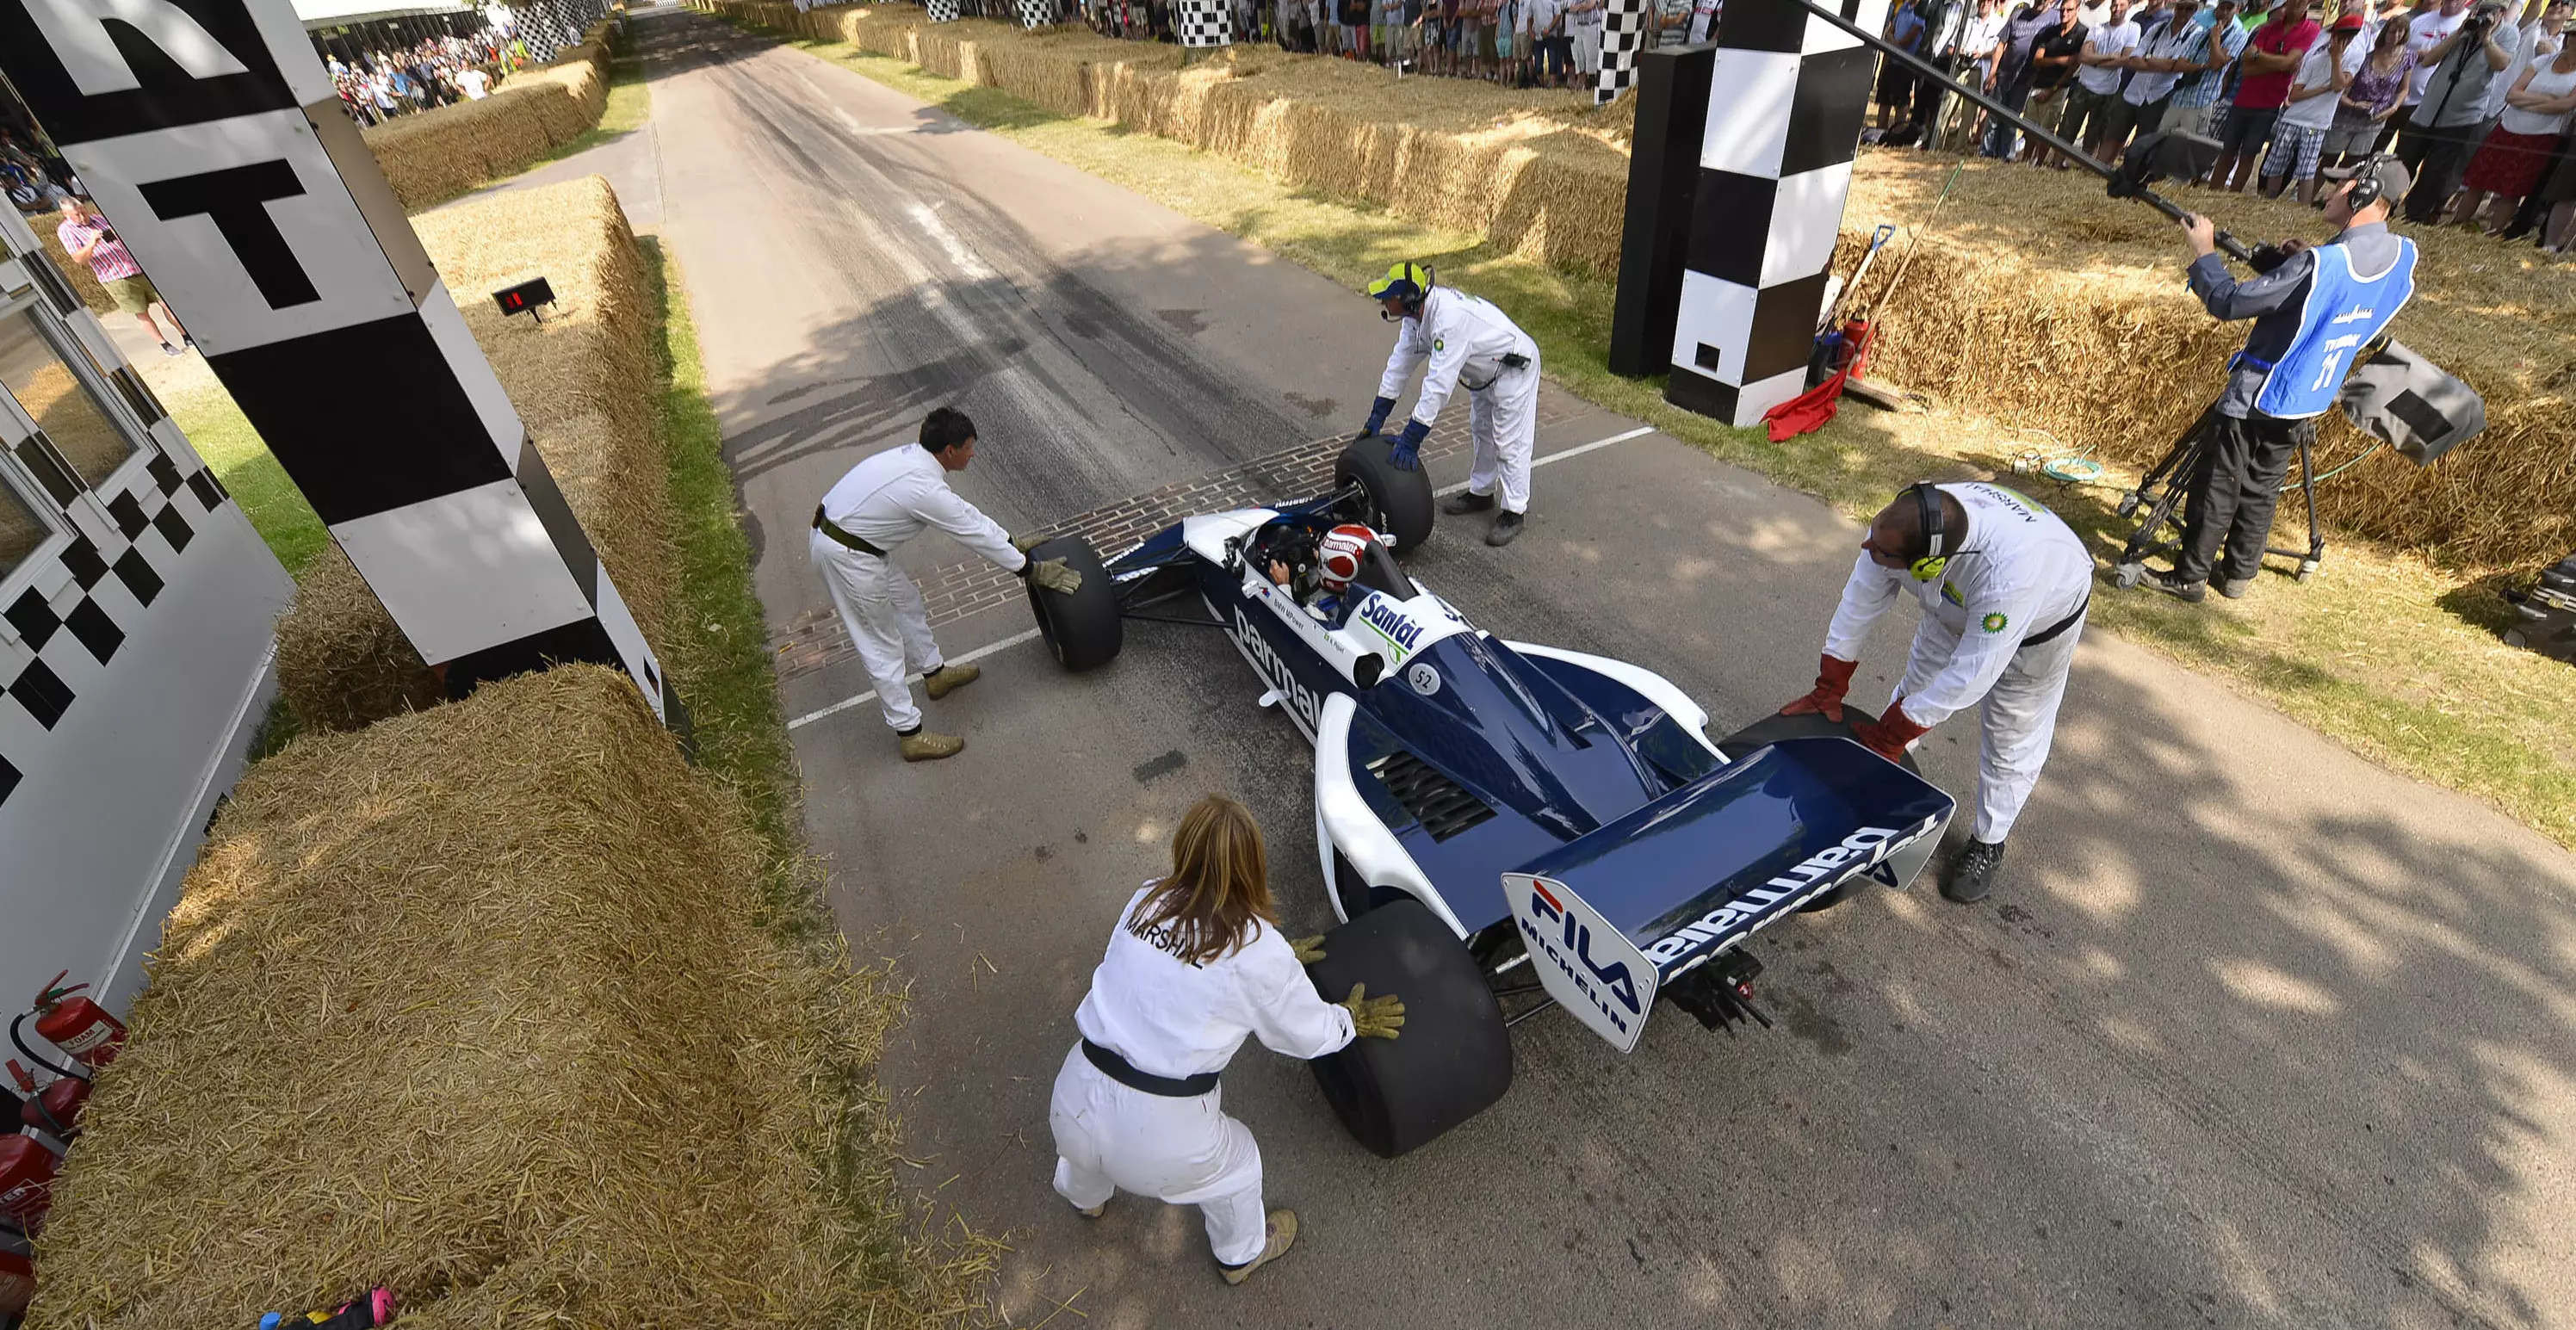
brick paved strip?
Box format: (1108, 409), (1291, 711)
(771, 405), (1582, 682)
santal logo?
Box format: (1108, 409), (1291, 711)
(1359, 598), (1423, 655)
(1520, 879), (1645, 1028)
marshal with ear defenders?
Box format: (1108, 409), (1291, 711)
(1909, 482), (1948, 582)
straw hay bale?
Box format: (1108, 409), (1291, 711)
(680, 7), (2574, 568)
(716, 3), (1636, 272)
(276, 176), (671, 732)
(363, 28), (615, 210)
(23, 666), (928, 1329)
(1837, 152), (2575, 570)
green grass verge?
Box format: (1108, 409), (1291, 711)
(740, 22), (2576, 850)
(641, 234), (811, 925)
(524, 56), (653, 170)
(164, 381), (329, 576)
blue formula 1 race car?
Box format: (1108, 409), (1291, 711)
(1019, 440), (1956, 1158)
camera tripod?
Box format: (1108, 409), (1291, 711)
(2108, 405), (2327, 590)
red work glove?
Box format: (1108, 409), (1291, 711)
(1850, 700), (1931, 763)
(1780, 654), (1859, 724)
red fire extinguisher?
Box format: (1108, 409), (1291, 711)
(7, 1061), (85, 1138)
(21, 974), (124, 1072)
(0, 1246), (34, 1319)
(0, 1135), (57, 1233)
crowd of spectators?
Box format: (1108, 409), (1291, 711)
(1044, 0), (2575, 253)
(326, 30), (519, 127)
(1876, 0), (2576, 251)
(1074, 0), (1718, 88)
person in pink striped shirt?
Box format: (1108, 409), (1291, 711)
(55, 197), (189, 356)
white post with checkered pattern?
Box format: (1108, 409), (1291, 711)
(1662, 0), (1886, 427)
(1019, 0), (1055, 27)
(1176, 0), (1233, 45)
(0, 0), (679, 725)
(1595, 0), (1650, 105)
(927, 0), (963, 21)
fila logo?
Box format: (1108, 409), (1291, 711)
(1520, 879), (1645, 1020)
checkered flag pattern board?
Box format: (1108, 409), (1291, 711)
(1596, 0), (1650, 105)
(927, 0), (962, 20)
(1019, 0), (1054, 27)
(1663, 0), (1886, 427)
(0, 430), (235, 807)
(1176, 0), (1234, 46)
(0, 0), (682, 727)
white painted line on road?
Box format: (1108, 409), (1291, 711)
(906, 201), (997, 281)
(787, 424), (1658, 733)
(788, 628), (1044, 731)
(829, 106), (917, 136)
(1433, 424), (1656, 497)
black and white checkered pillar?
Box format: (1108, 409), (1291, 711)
(1663, 0), (1885, 428)
(1595, 0), (1650, 105)
(1176, 0), (1234, 46)
(0, 0), (683, 727)
(1018, 0), (1054, 28)
(926, 0), (962, 21)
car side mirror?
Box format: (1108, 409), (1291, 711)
(1354, 653), (1385, 689)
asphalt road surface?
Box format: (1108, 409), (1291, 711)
(619, 9), (2576, 1327)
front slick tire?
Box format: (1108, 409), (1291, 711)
(1305, 899), (1510, 1158)
(1024, 534), (1121, 671)
(1334, 437), (1436, 553)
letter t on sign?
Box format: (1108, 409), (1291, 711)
(138, 159), (317, 307)
(0, 0), (689, 736)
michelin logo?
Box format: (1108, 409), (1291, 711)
(1520, 878), (1647, 1032)
(1643, 820), (1936, 965)
(1235, 608), (1322, 731)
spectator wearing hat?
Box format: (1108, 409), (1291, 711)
(2260, 15), (2360, 204)
(2211, 0), (2321, 190)
(2398, 0), (2519, 220)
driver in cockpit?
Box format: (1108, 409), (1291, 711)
(1268, 523), (1378, 627)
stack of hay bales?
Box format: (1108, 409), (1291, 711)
(22, 666), (941, 1328)
(276, 175), (669, 731)
(362, 30), (616, 210)
(706, 2), (1634, 274)
(1838, 153), (2575, 571)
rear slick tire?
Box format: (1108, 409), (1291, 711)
(1024, 535), (1121, 671)
(1334, 438), (1436, 554)
(1304, 899), (1512, 1159)
(1715, 707), (1924, 912)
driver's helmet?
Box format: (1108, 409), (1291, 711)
(1316, 523), (1378, 593)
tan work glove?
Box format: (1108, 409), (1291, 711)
(1025, 558), (1083, 595)
(1012, 530), (1050, 553)
(1291, 935), (1327, 965)
(1339, 982), (1405, 1039)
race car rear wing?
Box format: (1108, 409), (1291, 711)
(1500, 737), (1954, 1052)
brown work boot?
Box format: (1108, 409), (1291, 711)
(1219, 1209), (1298, 1285)
(899, 729), (965, 762)
(924, 663), (981, 700)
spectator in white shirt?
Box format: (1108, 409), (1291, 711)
(2065, 0), (2143, 158)
(2261, 15), (2359, 203)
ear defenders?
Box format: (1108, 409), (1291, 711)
(1908, 482), (1948, 582)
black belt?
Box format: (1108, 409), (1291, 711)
(1081, 1038), (1220, 1098)
(813, 505), (887, 557)
(2023, 595), (2089, 649)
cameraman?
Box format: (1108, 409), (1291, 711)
(2147, 158), (2418, 603)
(2397, 0), (2519, 218)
